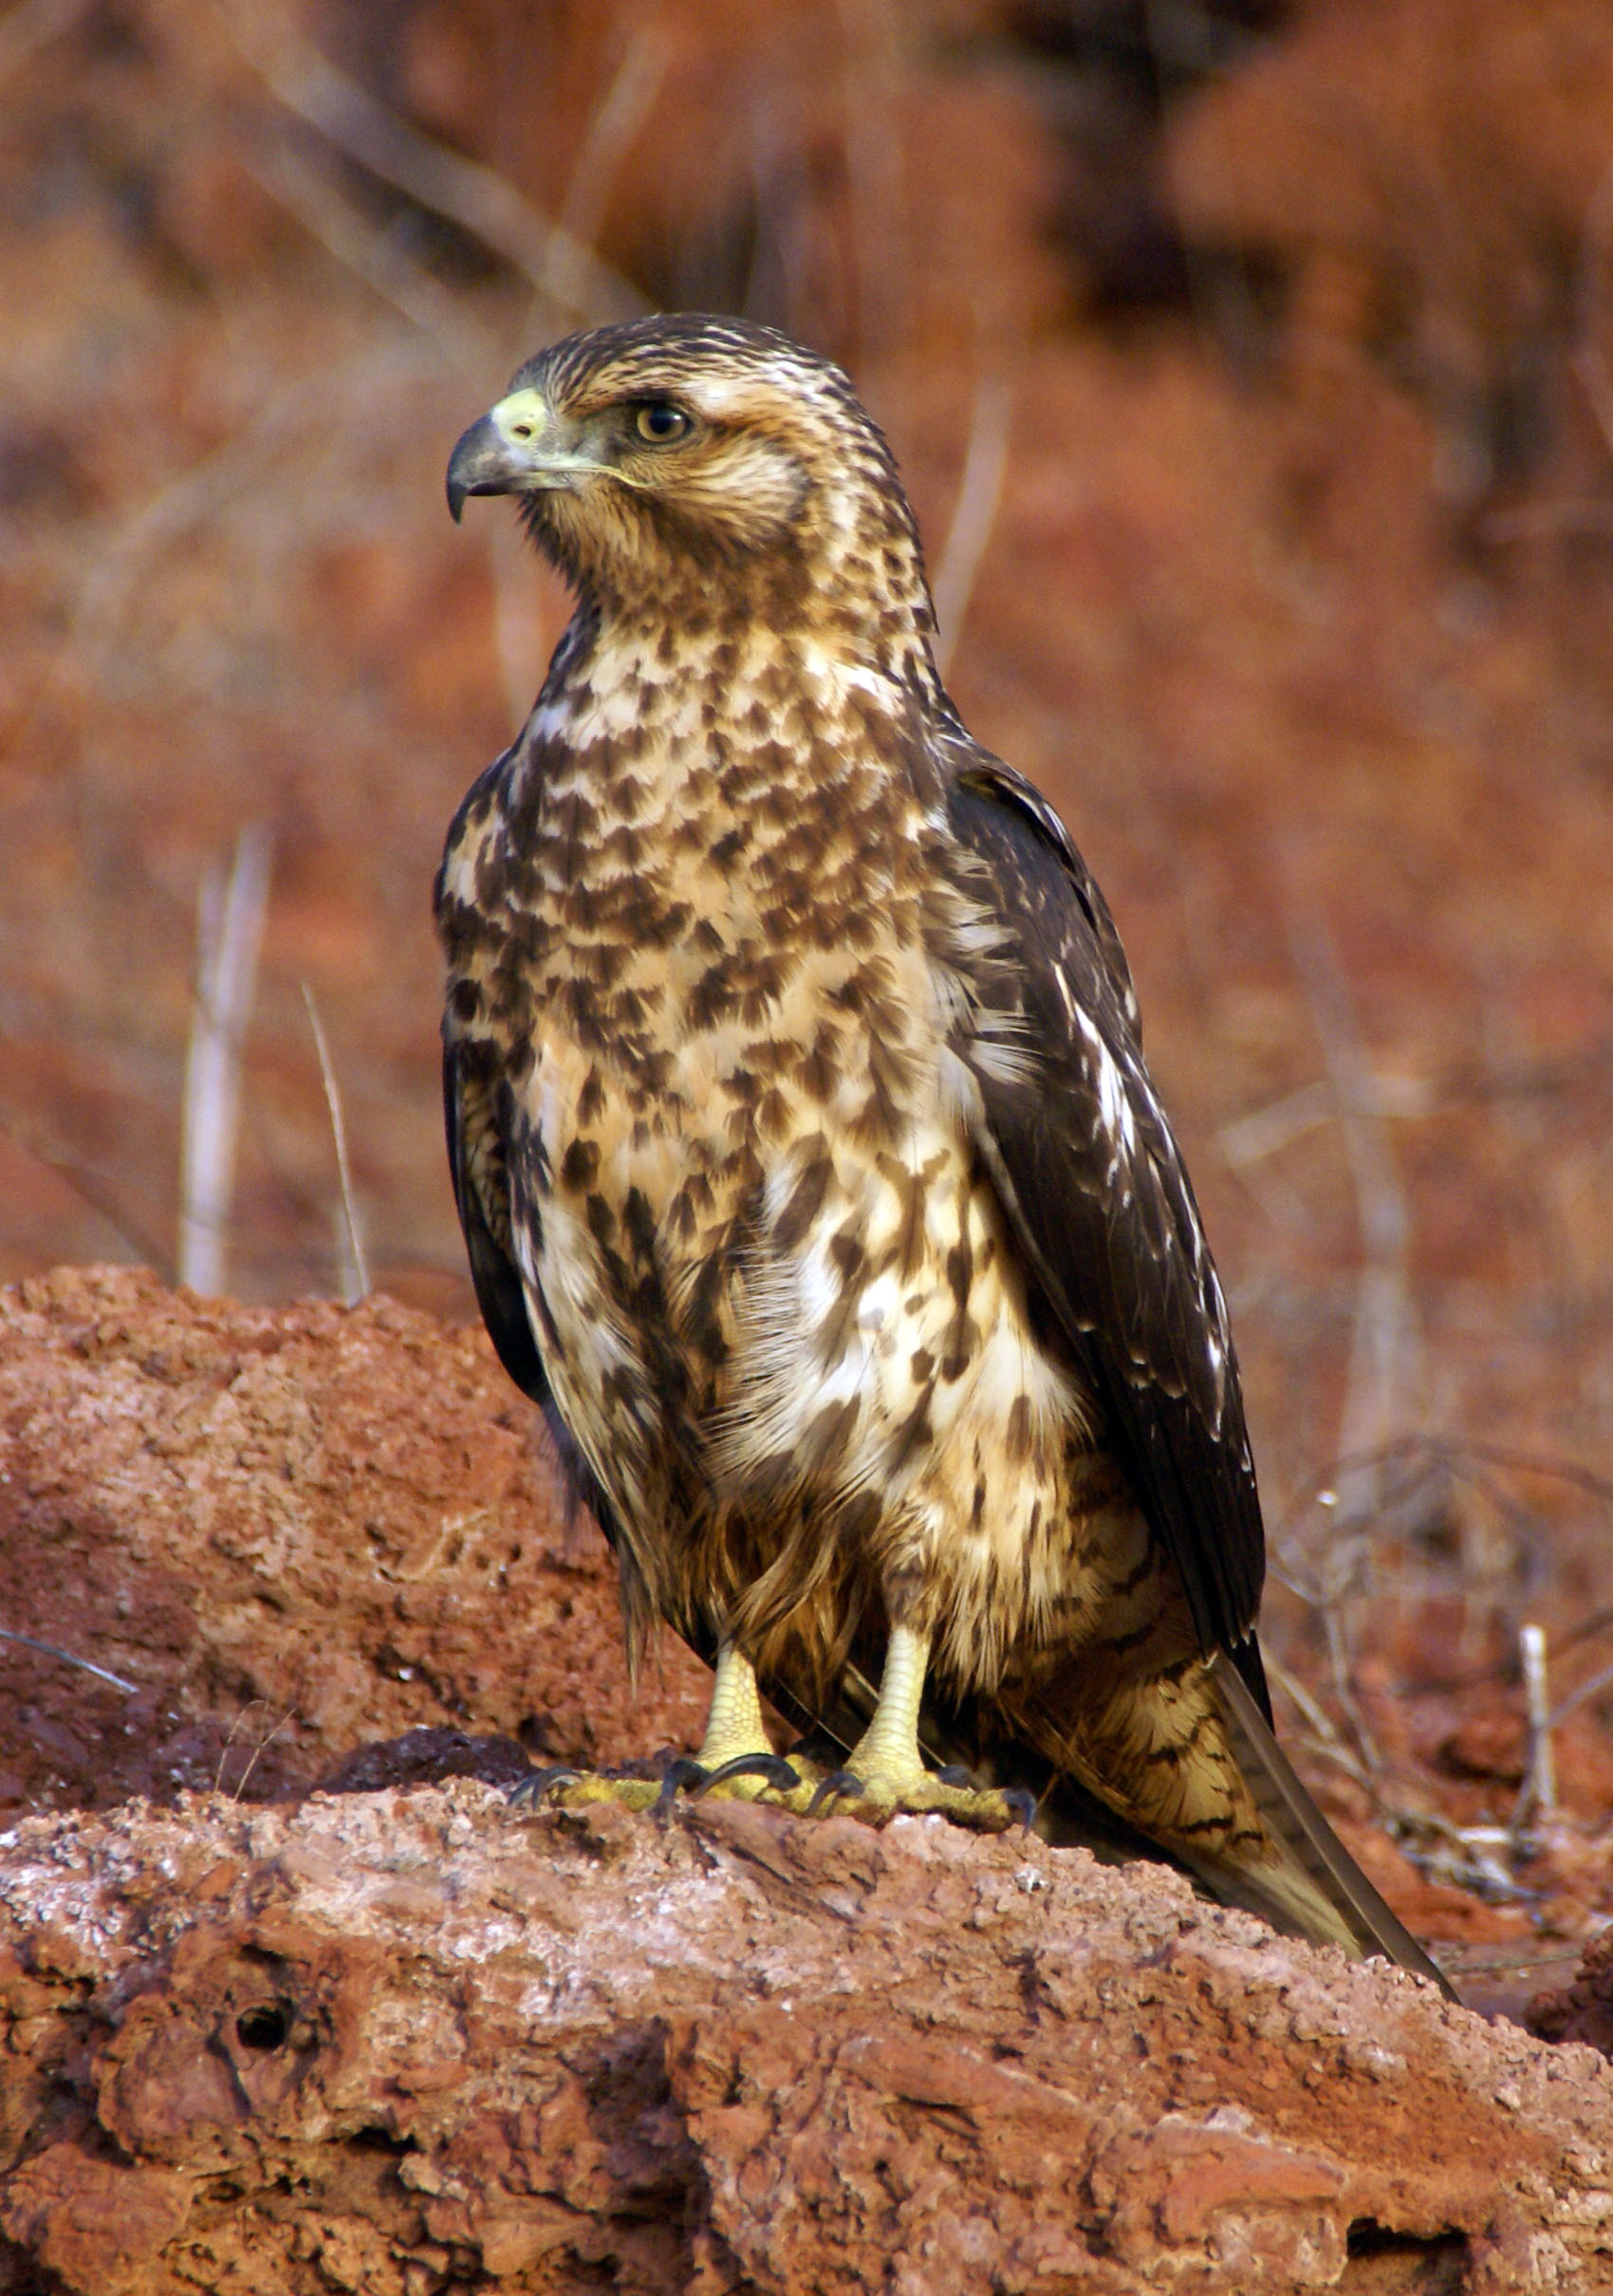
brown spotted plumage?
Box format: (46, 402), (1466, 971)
(438, 314), (1448, 1989)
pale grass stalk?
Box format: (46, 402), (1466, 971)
(1285, 907), (1425, 1531)
(229, 1705), (297, 1802)
(932, 370), (1011, 680)
(178, 824), (272, 1297)
(1218, 1073), (1435, 1170)
(246, 142), (495, 371)
(301, 984), (369, 1305)
(1260, 1651), (1375, 1791)
(1515, 1621), (1557, 1831)
(1550, 1656), (1613, 1731)
(535, 23), (672, 324)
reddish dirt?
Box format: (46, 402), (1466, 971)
(4, 1787), (1613, 2296)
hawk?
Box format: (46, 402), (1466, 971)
(439, 313), (1446, 1986)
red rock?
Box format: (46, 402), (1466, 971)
(2, 1789), (1610, 2292)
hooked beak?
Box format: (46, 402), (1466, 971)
(445, 386), (605, 522)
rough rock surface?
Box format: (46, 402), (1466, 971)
(0, 1264), (711, 1812)
(5, 1263), (1613, 2292)
(2, 1787), (1612, 2296)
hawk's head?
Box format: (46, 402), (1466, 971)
(446, 314), (935, 650)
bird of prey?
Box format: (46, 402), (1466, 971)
(439, 313), (1447, 1986)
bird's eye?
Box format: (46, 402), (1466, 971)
(635, 402), (692, 444)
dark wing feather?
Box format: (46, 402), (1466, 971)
(444, 1038), (547, 1402)
(444, 1035), (631, 1557)
(942, 744), (1268, 1703)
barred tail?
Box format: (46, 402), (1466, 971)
(1194, 1654), (1456, 1998)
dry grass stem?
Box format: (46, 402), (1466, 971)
(1515, 1620), (1557, 1829)
(1262, 1650), (1376, 1790)
(248, 142), (496, 370)
(534, 23), (672, 326)
(228, 1704), (297, 1801)
(301, 983), (369, 1305)
(1550, 1657), (1613, 1731)
(179, 824), (272, 1296)
(932, 369), (1012, 679)
(1286, 906), (1424, 1528)
(1219, 1073), (1435, 1170)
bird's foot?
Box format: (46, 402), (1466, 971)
(508, 1763), (666, 1815)
(805, 1757), (1036, 1835)
(509, 1748), (820, 1820)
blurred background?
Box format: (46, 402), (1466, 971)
(9, 0), (1613, 1959)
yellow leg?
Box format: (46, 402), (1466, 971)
(694, 1642), (774, 1769)
(843, 1623), (934, 1794)
(815, 1622), (1030, 1833)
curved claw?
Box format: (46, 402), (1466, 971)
(806, 1768), (865, 1817)
(689, 1751), (803, 1800)
(509, 1765), (582, 1809)
(935, 1763), (977, 1788)
(1003, 1786), (1038, 1833)
(654, 1756), (712, 1814)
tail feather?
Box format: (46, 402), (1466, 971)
(1198, 1654), (1456, 1997)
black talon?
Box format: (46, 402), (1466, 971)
(509, 1765), (581, 1808)
(806, 1768), (864, 1817)
(936, 1763), (977, 1787)
(690, 1752), (802, 1800)
(654, 1756), (711, 1813)
(1004, 1786), (1038, 1833)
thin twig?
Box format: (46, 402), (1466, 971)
(1218, 1072), (1435, 1169)
(213, 1698), (271, 1794)
(179, 825), (272, 1296)
(219, 0), (645, 325)
(1285, 902), (1423, 1528)
(1262, 1651), (1376, 1790)
(932, 370), (1012, 679)
(0, 1098), (175, 1276)
(0, 1626), (138, 1694)
(301, 983), (369, 1305)
(245, 141), (495, 370)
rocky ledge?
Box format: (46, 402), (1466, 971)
(2, 1785), (1612, 2294)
